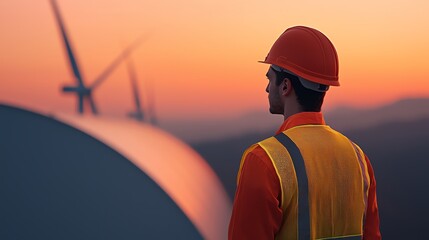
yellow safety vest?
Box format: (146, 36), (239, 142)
(238, 125), (370, 240)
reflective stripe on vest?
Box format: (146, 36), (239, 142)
(274, 133), (310, 240)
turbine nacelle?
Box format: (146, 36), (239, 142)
(128, 111), (144, 122)
(62, 85), (92, 95)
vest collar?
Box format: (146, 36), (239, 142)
(276, 112), (326, 134)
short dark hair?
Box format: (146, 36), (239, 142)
(272, 68), (325, 112)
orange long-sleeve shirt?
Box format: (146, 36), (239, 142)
(228, 112), (381, 240)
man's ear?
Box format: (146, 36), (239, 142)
(281, 78), (292, 96)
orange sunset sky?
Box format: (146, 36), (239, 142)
(1, 0), (428, 121)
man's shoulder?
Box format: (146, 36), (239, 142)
(242, 134), (287, 165)
(242, 139), (276, 166)
(243, 144), (268, 160)
(244, 134), (279, 155)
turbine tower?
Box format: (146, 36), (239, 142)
(50, 0), (144, 114)
(127, 57), (145, 122)
(146, 82), (158, 125)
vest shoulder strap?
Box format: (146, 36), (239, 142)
(257, 134), (300, 239)
(274, 132), (310, 240)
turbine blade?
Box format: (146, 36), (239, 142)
(90, 35), (148, 89)
(78, 94), (84, 114)
(50, 0), (85, 87)
(88, 95), (98, 115)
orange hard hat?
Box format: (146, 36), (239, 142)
(259, 26), (340, 86)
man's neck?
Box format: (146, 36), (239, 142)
(283, 106), (303, 120)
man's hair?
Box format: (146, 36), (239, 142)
(273, 69), (326, 112)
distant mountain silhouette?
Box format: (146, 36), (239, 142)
(193, 116), (429, 239)
(162, 97), (429, 143)
(325, 97), (429, 131)
(160, 113), (281, 143)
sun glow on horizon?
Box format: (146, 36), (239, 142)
(1, 0), (428, 120)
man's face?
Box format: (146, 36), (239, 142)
(266, 67), (284, 114)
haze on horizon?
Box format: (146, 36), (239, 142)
(1, 0), (428, 121)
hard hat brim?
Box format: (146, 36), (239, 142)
(258, 60), (340, 87)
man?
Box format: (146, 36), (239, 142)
(228, 26), (381, 240)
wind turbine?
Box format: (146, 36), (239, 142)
(126, 57), (145, 122)
(50, 0), (144, 114)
